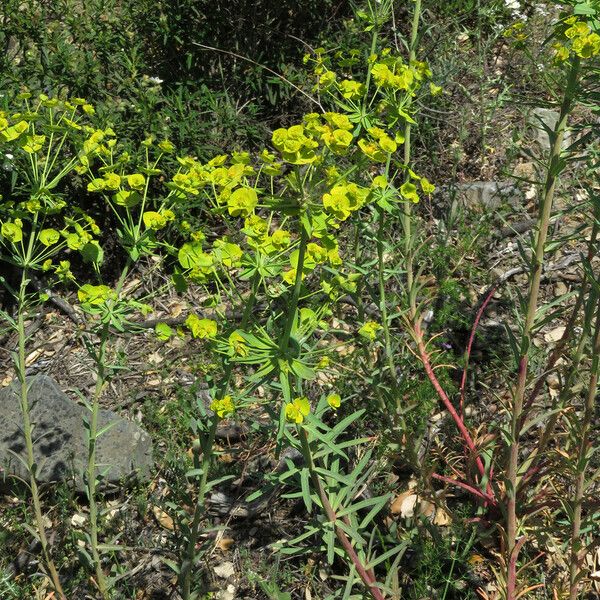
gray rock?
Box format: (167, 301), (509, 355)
(527, 107), (571, 154)
(0, 375), (153, 491)
(455, 181), (522, 209)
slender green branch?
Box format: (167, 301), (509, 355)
(179, 269), (261, 600)
(86, 323), (111, 599)
(569, 289), (600, 600)
(401, 0), (422, 321)
(279, 224), (309, 354)
(16, 269), (66, 599)
(505, 56), (580, 600)
(377, 206), (397, 390)
(85, 258), (132, 598)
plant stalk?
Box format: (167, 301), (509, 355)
(568, 291), (600, 599)
(179, 270), (261, 600)
(401, 0), (422, 322)
(377, 206), (398, 391)
(279, 224), (309, 354)
(505, 56), (580, 600)
(16, 268), (66, 599)
(298, 428), (385, 600)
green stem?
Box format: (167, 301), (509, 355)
(569, 292), (600, 600)
(505, 56), (580, 600)
(401, 0), (422, 321)
(279, 224), (309, 354)
(85, 258), (132, 599)
(518, 221), (599, 483)
(298, 428), (385, 600)
(377, 206), (397, 392)
(16, 268), (66, 599)
(179, 270), (261, 600)
(353, 223), (386, 410)
(179, 418), (218, 600)
(87, 324), (111, 599)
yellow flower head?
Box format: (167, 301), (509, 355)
(272, 125), (319, 164)
(127, 173), (146, 190)
(358, 321), (382, 341)
(322, 128), (353, 155)
(327, 393), (341, 410)
(271, 229), (291, 249)
(338, 79), (365, 99)
(185, 315), (218, 339)
(210, 395), (235, 418)
(285, 396), (311, 424)
(227, 187), (258, 218)
(77, 284), (116, 307)
(1, 221), (23, 244)
(307, 242), (327, 264)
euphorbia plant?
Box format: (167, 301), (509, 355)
(407, 6), (600, 598)
(158, 2), (438, 597)
(75, 132), (186, 597)
(0, 92), (104, 599)
(0, 93), (183, 598)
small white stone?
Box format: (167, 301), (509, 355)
(216, 584), (236, 600)
(71, 513), (87, 528)
(214, 561), (235, 579)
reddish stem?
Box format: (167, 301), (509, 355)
(507, 535), (527, 599)
(459, 285), (497, 418)
(432, 473), (496, 504)
(415, 322), (488, 482)
(299, 429), (385, 600)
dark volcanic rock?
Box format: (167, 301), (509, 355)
(0, 375), (153, 490)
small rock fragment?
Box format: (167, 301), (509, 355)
(213, 561), (235, 579)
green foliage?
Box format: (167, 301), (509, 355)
(0, 0), (350, 165)
(1, 2), (600, 599)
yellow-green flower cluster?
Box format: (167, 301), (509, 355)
(554, 17), (600, 60)
(142, 210), (176, 231)
(242, 214), (292, 256)
(503, 21), (528, 43)
(210, 395), (235, 418)
(282, 233), (341, 284)
(358, 320), (382, 341)
(358, 126), (400, 162)
(227, 187), (258, 218)
(212, 238), (244, 267)
(285, 396), (311, 424)
(177, 230), (245, 283)
(326, 393), (341, 410)
(178, 241), (215, 281)
(371, 60), (414, 91)
(301, 112), (355, 156)
(168, 154), (256, 210)
(0, 219), (24, 244)
(0, 94), (95, 150)
(322, 182), (369, 221)
(339, 79), (366, 99)
(88, 163), (175, 229)
(185, 315), (218, 339)
(80, 127), (116, 164)
(77, 284), (117, 307)
(258, 149), (283, 176)
(272, 124), (319, 164)
(0, 113), (28, 144)
(62, 218), (94, 250)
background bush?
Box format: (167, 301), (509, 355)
(0, 0), (351, 157)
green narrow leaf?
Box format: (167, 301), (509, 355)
(365, 542), (408, 571)
(324, 527), (335, 565)
(300, 467), (313, 512)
